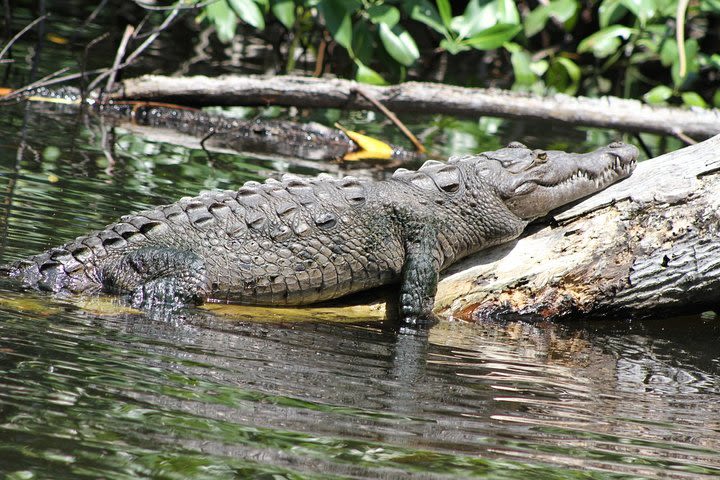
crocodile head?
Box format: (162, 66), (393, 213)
(463, 141), (638, 220)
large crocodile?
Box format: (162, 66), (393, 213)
(1, 142), (637, 325)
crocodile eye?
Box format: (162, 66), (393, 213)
(533, 150), (548, 163)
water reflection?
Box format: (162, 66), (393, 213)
(1, 296), (719, 478)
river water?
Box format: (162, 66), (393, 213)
(1, 3), (719, 479)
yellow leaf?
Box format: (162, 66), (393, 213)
(47, 33), (69, 44)
(336, 123), (394, 161)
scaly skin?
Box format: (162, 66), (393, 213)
(1, 142), (637, 325)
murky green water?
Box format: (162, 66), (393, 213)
(1, 3), (719, 479)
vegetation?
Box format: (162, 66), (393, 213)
(194, 0), (720, 108)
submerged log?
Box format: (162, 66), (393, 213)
(436, 134), (720, 321)
(115, 74), (720, 138)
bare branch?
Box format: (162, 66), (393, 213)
(105, 25), (135, 92)
(87, 2), (181, 93)
(0, 14), (47, 62)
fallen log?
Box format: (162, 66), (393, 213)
(436, 134), (720, 321)
(115, 74), (720, 139)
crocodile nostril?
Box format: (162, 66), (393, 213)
(609, 141), (624, 148)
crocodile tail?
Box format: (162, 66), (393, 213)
(1, 248), (98, 293)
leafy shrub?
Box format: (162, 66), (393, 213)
(194, 0), (720, 107)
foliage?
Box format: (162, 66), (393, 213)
(194, 0), (720, 108)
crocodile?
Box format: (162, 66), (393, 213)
(1, 142), (637, 325)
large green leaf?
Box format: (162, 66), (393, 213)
(577, 25), (634, 58)
(206, 0), (238, 43)
(379, 23), (420, 66)
(463, 23), (521, 50)
(404, 0), (447, 36)
(367, 4), (400, 27)
(228, 0), (265, 30)
(271, 0), (295, 30)
(318, 0), (353, 50)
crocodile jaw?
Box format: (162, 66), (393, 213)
(501, 143), (638, 220)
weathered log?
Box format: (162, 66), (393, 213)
(115, 74), (720, 138)
(436, 134), (720, 321)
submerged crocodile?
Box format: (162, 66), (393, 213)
(1, 142), (637, 325)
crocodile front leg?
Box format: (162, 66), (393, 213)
(399, 223), (443, 327)
(102, 247), (211, 308)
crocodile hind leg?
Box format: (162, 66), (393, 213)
(102, 247), (211, 308)
(398, 224), (443, 328)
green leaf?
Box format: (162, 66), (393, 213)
(404, 0), (447, 36)
(701, 0), (720, 11)
(577, 25), (634, 58)
(643, 85), (673, 104)
(318, 0), (353, 50)
(271, 0), (295, 30)
(713, 89), (720, 108)
(710, 53), (720, 69)
(367, 4), (400, 27)
(228, 0), (265, 30)
(206, 0), (238, 43)
(510, 48), (536, 86)
(547, 0), (578, 23)
(524, 0), (577, 37)
(530, 59), (549, 76)
(463, 23), (521, 50)
(524, 6), (550, 38)
(496, 0), (520, 24)
(598, 0), (627, 28)
(451, 0), (501, 39)
(547, 57), (581, 95)
(619, 0), (655, 26)
(378, 23), (420, 66)
(436, 0), (453, 29)
(681, 91), (708, 108)
(354, 60), (388, 85)
(659, 38), (677, 67)
(351, 20), (374, 64)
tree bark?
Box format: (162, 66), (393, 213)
(115, 74), (720, 139)
(435, 134), (720, 321)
